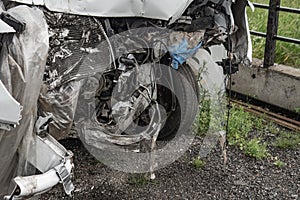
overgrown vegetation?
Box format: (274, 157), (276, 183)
(227, 105), (268, 159)
(228, 105), (300, 158)
(273, 131), (300, 149)
(247, 0), (300, 68)
(242, 138), (268, 159)
(197, 101), (300, 160)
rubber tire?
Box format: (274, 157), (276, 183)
(157, 65), (199, 140)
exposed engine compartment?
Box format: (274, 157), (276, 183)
(36, 0), (250, 141)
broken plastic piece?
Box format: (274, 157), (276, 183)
(0, 19), (15, 33)
(0, 80), (22, 131)
(169, 39), (203, 69)
(4, 134), (74, 200)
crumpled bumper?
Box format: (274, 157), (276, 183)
(4, 134), (74, 200)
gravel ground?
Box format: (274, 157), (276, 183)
(40, 136), (300, 200)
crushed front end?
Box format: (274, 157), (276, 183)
(0, 0), (252, 199)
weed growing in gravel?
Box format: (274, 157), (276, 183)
(197, 103), (269, 159)
(227, 105), (252, 146)
(227, 105), (268, 159)
(128, 174), (156, 186)
(191, 157), (205, 169)
(273, 131), (300, 149)
(267, 123), (280, 135)
(242, 138), (268, 159)
(197, 91), (226, 137)
(197, 99), (211, 136)
(273, 159), (286, 168)
(198, 102), (300, 160)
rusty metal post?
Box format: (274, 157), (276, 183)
(263, 0), (281, 68)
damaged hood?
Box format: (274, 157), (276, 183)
(10, 0), (194, 23)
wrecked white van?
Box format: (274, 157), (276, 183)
(0, 0), (252, 199)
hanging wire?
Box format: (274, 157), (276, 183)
(93, 17), (117, 70)
(225, 21), (234, 145)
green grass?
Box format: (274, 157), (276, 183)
(227, 105), (268, 159)
(247, 0), (300, 68)
(197, 98), (212, 136)
(273, 159), (286, 168)
(273, 130), (300, 149)
(191, 157), (205, 169)
(197, 100), (300, 159)
(242, 138), (268, 159)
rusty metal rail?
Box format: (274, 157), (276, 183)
(231, 99), (300, 132)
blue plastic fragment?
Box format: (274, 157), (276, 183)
(168, 39), (203, 70)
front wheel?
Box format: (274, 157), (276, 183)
(156, 64), (199, 140)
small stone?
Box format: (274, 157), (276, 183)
(291, 194), (298, 199)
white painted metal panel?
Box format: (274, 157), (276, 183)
(10, 0), (194, 22)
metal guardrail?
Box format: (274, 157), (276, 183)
(250, 0), (300, 67)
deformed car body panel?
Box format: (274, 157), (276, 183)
(10, 0), (194, 23)
(10, 0), (252, 64)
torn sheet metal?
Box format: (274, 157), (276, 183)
(0, 5), (49, 198)
(0, 80), (22, 131)
(10, 0), (194, 23)
(0, 12), (26, 33)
